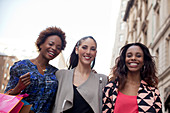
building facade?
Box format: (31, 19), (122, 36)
(0, 54), (18, 93)
(111, 0), (170, 112)
(110, 0), (129, 70)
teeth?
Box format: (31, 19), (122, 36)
(85, 56), (90, 59)
(130, 63), (137, 66)
(49, 52), (54, 56)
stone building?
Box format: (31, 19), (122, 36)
(110, 0), (129, 69)
(0, 53), (18, 93)
(111, 0), (170, 112)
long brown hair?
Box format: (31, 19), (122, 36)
(112, 43), (158, 89)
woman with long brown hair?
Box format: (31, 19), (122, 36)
(102, 43), (162, 113)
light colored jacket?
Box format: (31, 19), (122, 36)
(52, 69), (108, 113)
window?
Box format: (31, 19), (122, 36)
(119, 34), (124, 42)
(6, 63), (9, 69)
(120, 22), (125, 30)
(121, 11), (125, 19)
(144, 0), (148, 17)
(153, 1), (160, 33)
(7, 75), (10, 80)
(166, 36), (170, 66)
(3, 57), (6, 60)
(156, 48), (160, 74)
(4, 73), (7, 79)
(9, 66), (12, 70)
(118, 47), (122, 53)
(12, 58), (16, 62)
(122, 0), (127, 8)
(1, 84), (5, 90)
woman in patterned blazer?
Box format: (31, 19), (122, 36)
(102, 43), (162, 113)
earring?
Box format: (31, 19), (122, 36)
(144, 65), (146, 70)
(123, 65), (126, 71)
(141, 65), (146, 73)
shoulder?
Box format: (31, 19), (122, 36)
(48, 64), (57, 69)
(140, 80), (161, 96)
(104, 79), (118, 90)
(93, 73), (108, 87)
(13, 59), (29, 65)
(9, 59), (33, 77)
(93, 72), (107, 78)
(55, 69), (73, 78)
(11, 59), (31, 70)
(141, 80), (157, 91)
(48, 64), (58, 72)
(93, 73), (108, 81)
(105, 81), (115, 88)
(56, 69), (72, 74)
(103, 81), (117, 98)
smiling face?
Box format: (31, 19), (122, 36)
(125, 45), (144, 73)
(76, 38), (97, 66)
(40, 35), (62, 61)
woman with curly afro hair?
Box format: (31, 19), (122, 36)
(5, 26), (66, 113)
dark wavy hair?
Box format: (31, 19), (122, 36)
(35, 26), (66, 52)
(68, 36), (97, 70)
(112, 43), (158, 89)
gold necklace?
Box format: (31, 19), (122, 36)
(35, 59), (47, 72)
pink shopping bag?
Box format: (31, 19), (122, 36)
(0, 93), (24, 113)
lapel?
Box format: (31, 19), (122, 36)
(137, 80), (155, 112)
(76, 71), (99, 103)
(63, 69), (103, 113)
(63, 69), (98, 108)
(63, 69), (99, 105)
(61, 69), (74, 111)
(112, 80), (119, 107)
(76, 71), (101, 113)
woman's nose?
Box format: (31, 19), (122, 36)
(86, 49), (91, 54)
(52, 46), (57, 51)
(131, 55), (136, 60)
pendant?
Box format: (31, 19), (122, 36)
(43, 69), (47, 72)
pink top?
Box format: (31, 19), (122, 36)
(114, 91), (138, 113)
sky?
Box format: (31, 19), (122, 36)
(0, 0), (121, 75)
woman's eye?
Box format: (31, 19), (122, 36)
(127, 54), (132, 58)
(82, 46), (87, 49)
(91, 48), (96, 51)
(136, 54), (141, 57)
(49, 43), (53, 46)
(57, 47), (61, 50)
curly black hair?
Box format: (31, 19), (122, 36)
(35, 26), (66, 51)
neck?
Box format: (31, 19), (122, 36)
(75, 63), (91, 76)
(35, 55), (49, 66)
(127, 71), (141, 83)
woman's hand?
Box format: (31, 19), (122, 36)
(9, 72), (31, 95)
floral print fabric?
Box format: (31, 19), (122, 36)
(5, 59), (58, 113)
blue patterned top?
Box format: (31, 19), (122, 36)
(5, 59), (58, 113)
